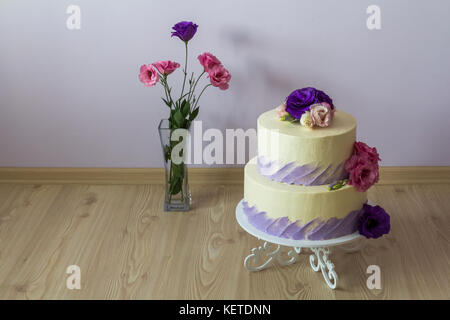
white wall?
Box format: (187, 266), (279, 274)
(1, 0), (449, 167)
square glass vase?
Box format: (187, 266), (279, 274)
(158, 119), (191, 212)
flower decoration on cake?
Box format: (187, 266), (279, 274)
(299, 111), (314, 128)
(280, 87), (335, 128)
(345, 141), (381, 192)
(275, 103), (289, 120)
(358, 204), (390, 238)
(310, 103), (334, 127)
(328, 179), (348, 191)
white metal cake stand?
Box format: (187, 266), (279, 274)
(236, 199), (365, 289)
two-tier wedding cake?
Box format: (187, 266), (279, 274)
(243, 87), (390, 241)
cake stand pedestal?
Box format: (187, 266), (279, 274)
(235, 199), (365, 290)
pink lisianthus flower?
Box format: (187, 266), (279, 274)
(139, 64), (159, 87)
(152, 60), (180, 75)
(198, 52), (221, 72)
(345, 156), (379, 192)
(276, 103), (289, 119)
(208, 65), (231, 90)
(310, 102), (334, 127)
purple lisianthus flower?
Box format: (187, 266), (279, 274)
(285, 87), (335, 119)
(315, 89), (334, 110)
(358, 204), (391, 239)
(171, 21), (198, 42)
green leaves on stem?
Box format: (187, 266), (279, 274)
(169, 99), (199, 130)
(165, 97), (197, 198)
(169, 162), (184, 196)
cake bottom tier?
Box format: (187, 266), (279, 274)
(244, 157), (367, 240)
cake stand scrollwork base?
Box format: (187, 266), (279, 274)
(309, 247), (338, 289)
(243, 241), (301, 272)
(236, 199), (364, 290)
(243, 241), (339, 289)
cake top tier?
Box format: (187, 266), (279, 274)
(257, 107), (357, 171)
(258, 108), (356, 139)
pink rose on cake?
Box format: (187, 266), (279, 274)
(310, 102), (334, 127)
(276, 103), (289, 120)
(345, 141), (381, 192)
(353, 141), (381, 164)
(345, 156), (379, 192)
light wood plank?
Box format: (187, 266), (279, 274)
(0, 183), (448, 299)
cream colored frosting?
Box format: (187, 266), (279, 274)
(244, 158), (367, 222)
(258, 108), (356, 167)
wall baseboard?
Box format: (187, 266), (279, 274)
(0, 166), (449, 185)
(0, 167), (243, 185)
(378, 166), (450, 185)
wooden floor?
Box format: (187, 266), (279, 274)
(0, 182), (448, 299)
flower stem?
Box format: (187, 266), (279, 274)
(160, 76), (171, 105)
(188, 71), (205, 104)
(180, 41), (188, 98)
(193, 84), (212, 109)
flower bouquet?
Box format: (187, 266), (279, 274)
(139, 21), (231, 211)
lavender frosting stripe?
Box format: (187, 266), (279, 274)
(324, 163), (344, 185)
(308, 164), (333, 185)
(281, 164), (314, 184)
(308, 209), (362, 240)
(242, 201), (363, 240)
(269, 163), (296, 181)
(292, 167), (320, 185)
(257, 156), (348, 186)
(266, 217), (292, 237)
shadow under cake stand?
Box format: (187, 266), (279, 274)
(235, 199), (365, 290)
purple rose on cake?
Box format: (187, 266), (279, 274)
(285, 87), (334, 119)
(358, 204), (390, 238)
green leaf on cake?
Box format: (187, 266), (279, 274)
(328, 179), (348, 191)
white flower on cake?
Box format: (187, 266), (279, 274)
(300, 111), (314, 128)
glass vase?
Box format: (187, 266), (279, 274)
(158, 119), (191, 211)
